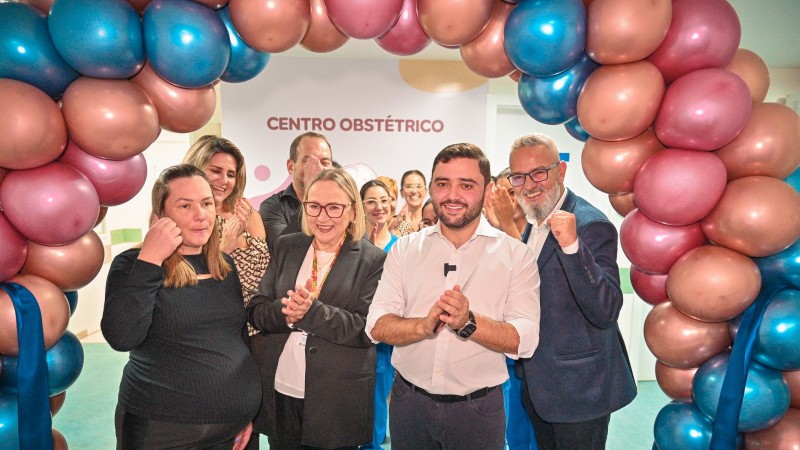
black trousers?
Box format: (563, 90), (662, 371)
(268, 391), (359, 450)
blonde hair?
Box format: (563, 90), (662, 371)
(150, 164), (231, 288)
(301, 168), (366, 242)
(375, 176), (398, 201)
(182, 135), (247, 212)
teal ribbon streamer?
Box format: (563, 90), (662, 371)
(1, 282), (53, 450)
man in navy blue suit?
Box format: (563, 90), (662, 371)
(508, 134), (636, 450)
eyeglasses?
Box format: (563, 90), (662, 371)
(303, 202), (352, 218)
(507, 162), (559, 187)
(402, 183), (425, 191)
(363, 198), (392, 209)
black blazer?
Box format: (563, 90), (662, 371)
(248, 232), (386, 448)
(519, 191), (637, 423)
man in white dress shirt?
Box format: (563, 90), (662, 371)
(366, 143), (541, 450)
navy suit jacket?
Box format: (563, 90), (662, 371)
(248, 232), (386, 448)
(518, 191), (636, 423)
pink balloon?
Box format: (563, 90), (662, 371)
(786, 370), (800, 409)
(0, 212), (27, 282)
(655, 361), (697, 400)
(21, 231), (104, 291)
(630, 265), (668, 306)
(577, 60), (665, 142)
(0, 162), (100, 246)
(644, 302), (732, 369)
(194, 0), (228, 8)
(375, 0), (430, 56)
(647, 0), (741, 83)
(581, 128), (664, 194)
(0, 79), (67, 170)
(715, 103), (800, 181)
(128, 0), (152, 12)
(609, 192), (636, 217)
(61, 77), (159, 161)
(633, 149), (728, 226)
(460, 0), (516, 78)
(619, 209), (707, 274)
(725, 49), (770, 104)
(58, 140), (147, 207)
(324, 0), (403, 39)
(745, 408), (800, 450)
(417, 0), (494, 47)
(300, 0), (349, 53)
(229, 0), (311, 53)
(586, 0), (671, 65)
(701, 176), (800, 257)
(0, 274), (70, 356)
(655, 68), (752, 151)
(131, 62), (217, 134)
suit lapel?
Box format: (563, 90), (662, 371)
(317, 237), (360, 306)
(282, 234), (312, 293)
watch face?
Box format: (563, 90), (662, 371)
(458, 323), (477, 338)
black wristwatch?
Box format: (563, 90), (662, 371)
(457, 310), (477, 339)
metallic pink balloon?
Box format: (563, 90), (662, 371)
(131, 62), (217, 134)
(655, 68), (752, 151)
(0, 274), (70, 356)
(61, 77), (159, 161)
(630, 265), (668, 306)
(620, 209), (707, 274)
(745, 408), (800, 450)
(644, 302), (732, 369)
(58, 140), (147, 207)
(647, 0), (741, 83)
(229, 0), (310, 53)
(21, 231), (104, 291)
(786, 370), (800, 409)
(577, 60), (665, 142)
(460, 0), (516, 78)
(634, 149), (728, 226)
(701, 176), (800, 257)
(667, 245), (761, 322)
(581, 128), (663, 194)
(655, 361), (697, 400)
(375, 0), (430, 56)
(725, 49), (770, 104)
(194, 0), (228, 8)
(0, 212), (27, 282)
(300, 0), (349, 53)
(0, 162), (99, 246)
(609, 192), (636, 217)
(19, 0), (53, 13)
(586, 0), (671, 65)
(716, 103), (800, 181)
(128, 0), (152, 12)
(417, 0), (494, 47)
(0, 79), (67, 170)
(324, 0), (403, 39)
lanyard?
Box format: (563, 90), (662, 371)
(311, 235), (345, 296)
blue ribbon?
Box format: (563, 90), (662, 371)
(0, 282), (53, 450)
(709, 288), (778, 449)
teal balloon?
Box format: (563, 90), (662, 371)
(142, 0), (231, 88)
(653, 400), (714, 450)
(0, 3), (78, 98)
(48, 0), (144, 78)
(786, 166), (800, 193)
(518, 53), (599, 125)
(754, 239), (800, 290)
(752, 289), (800, 370)
(64, 290), (78, 316)
(693, 352), (789, 432)
(0, 331), (84, 396)
(504, 0), (586, 77)
(0, 394), (20, 450)
(564, 116), (590, 142)
(217, 6), (270, 83)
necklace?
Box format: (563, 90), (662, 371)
(310, 235), (346, 296)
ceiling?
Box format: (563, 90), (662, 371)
(284, 0), (800, 68)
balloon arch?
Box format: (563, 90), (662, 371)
(1, 0), (799, 448)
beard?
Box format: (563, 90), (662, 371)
(433, 197), (484, 230)
(518, 185), (561, 223)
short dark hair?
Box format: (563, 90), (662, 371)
(431, 143), (491, 186)
(289, 132), (332, 162)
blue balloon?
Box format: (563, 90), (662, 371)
(48, 0), (144, 78)
(0, 3), (78, 98)
(0, 394), (20, 450)
(518, 53), (599, 125)
(217, 6), (270, 83)
(653, 400), (714, 450)
(0, 331), (84, 396)
(754, 238), (800, 290)
(753, 289), (800, 370)
(504, 0), (586, 77)
(693, 352), (789, 432)
(64, 290), (78, 316)
(142, 0), (231, 88)
(564, 116), (590, 142)
(786, 166), (800, 193)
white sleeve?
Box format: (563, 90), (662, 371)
(503, 244), (541, 359)
(365, 242), (406, 343)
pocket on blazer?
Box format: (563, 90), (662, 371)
(556, 348), (601, 361)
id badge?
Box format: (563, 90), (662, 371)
(298, 331), (308, 347)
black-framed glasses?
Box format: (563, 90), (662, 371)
(303, 202), (352, 218)
(507, 162), (559, 187)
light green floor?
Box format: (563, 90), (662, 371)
(52, 343), (667, 449)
